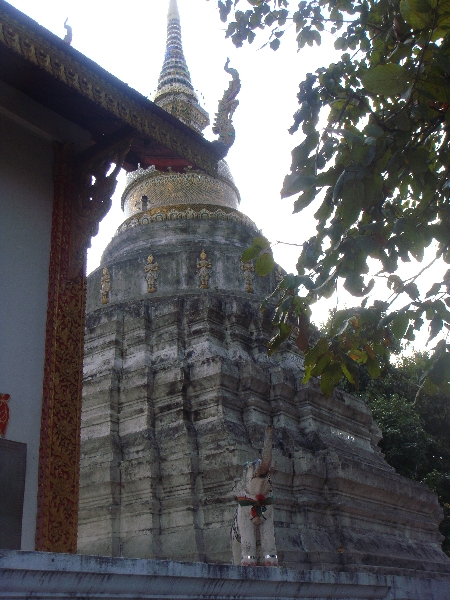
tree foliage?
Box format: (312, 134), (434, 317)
(217, 0), (450, 396)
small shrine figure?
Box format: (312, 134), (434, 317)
(101, 267), (111, 304)
(241, 261), (255, 294)
(197, 249), (212, 289)
(144, 254), (159, 293)
(0, 393), (10, 437)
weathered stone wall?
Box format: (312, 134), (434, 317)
(78, 212), (449, 573)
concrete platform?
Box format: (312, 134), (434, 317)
(1, 550), (450, 600)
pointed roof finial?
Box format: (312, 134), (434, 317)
(154, 0), (209, 133)
(167, 0), (180, 20)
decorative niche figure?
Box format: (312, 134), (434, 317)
(241, 261), (255, 293)
(231, 426), (278, 567)
(197, 249), (212, 289)
(144, 254), (159, 293)
(100, 267), (111, 304)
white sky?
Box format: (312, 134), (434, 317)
(8, 0), (444, 343)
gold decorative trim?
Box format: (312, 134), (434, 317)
(36, 139), (128, 553)
(117, 204), (259, 234)
(36, 144), (84, 553)
(0, 7), (218, 176)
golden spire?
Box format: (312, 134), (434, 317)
(154, 0), (209, 133)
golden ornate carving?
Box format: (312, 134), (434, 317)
(118, 204), (258, 234)
(36, 144), (85, 553)
(121, 164), (240, 215)
(212, 59), (240, 152)
(36, 138), (129, 553)
(241, 261), (255, 294)
(197, 249), (212, 289)
(100, 267), (111, 304)
(144, 255), (159, 293)
(0, 7), (219, 176)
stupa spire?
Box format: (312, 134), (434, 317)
(154, 0), (209, 133)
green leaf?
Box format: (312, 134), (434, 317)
(341, 361), (356, 384)
(304, 337), (329, 367)
(366, 356), (381, 378)
(281, 173), (317, 199)
(340, 179), (363, 227)
(362, 64), (409, 96)
(293, 188), (317, 213)
(400, 0), (433, 28)
(241, 246), (260, 262)
(270, 38), (281, 51)
(320, 370), (335, 396)
(255, 252), (275, 276)
(426, 282), (442, 298)
(252, 236), (271, 251)
(311, 352), (332, 376)
(391, 312), (410, 339)
(428, 314), (443, 342)
(408, 148), (430, 174)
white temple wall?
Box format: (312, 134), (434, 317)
(0, 109), (53, 550)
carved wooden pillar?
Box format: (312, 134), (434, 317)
(35, 137), (131, 553)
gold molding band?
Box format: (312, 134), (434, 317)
(116, 204), (259, 235)
(0, 7), (218, 176)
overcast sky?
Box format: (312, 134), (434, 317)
(7, 0), (441, 343)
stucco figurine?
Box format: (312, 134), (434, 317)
(231, 426), (278, 567)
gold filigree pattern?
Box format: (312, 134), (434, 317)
(0, 7), (218, 177)
(144, 255), (159, 293)
(36, 144), (85, 553)
(117, 204), (259, 235)
(121, 166), (240, 216)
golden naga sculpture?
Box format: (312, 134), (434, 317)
(212, 59), (241, 155)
